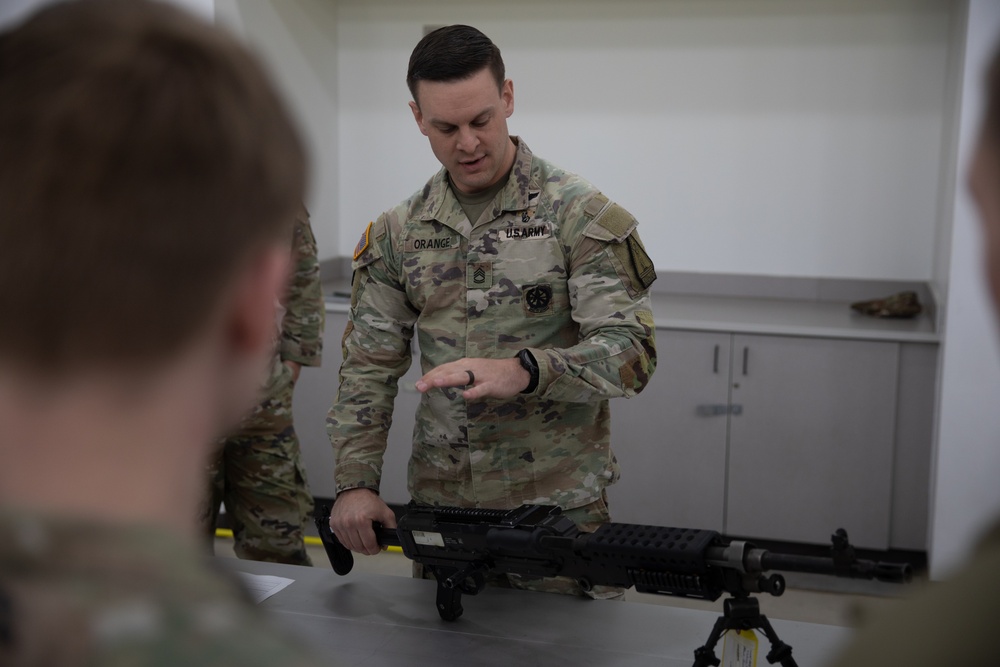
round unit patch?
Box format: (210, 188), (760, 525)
(524, 284), (553, 313)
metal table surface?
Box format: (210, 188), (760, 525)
(222, 558), (851, 666)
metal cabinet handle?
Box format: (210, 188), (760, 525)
(713, 344), (720, 374)
(697, 404), (743, 417)
(742, 347), (749, 376)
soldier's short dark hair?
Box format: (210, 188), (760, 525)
(0, 0), (307, 374)
(406, 25), (505, 104)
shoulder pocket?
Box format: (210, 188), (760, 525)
(583, 203), (656, 297)
(583, 202), (638, 243)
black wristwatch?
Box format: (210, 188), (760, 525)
(517, 348), (539, 394)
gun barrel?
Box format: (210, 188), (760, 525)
(759, 552), (912, 583)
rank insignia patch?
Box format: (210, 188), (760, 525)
(353, 221), (373, 260)
(524, 284), (553, 313)
(466, 261), (493, 289)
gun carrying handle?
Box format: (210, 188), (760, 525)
(375, 524), (402, 549)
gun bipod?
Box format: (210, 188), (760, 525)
(692, 595), (796, 667)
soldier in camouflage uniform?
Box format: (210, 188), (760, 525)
(328, 25), (657, 597)
(203, 203), (324, 566)
(0, 2), (323, 664)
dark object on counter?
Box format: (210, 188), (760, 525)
(851, 291), (922, 319)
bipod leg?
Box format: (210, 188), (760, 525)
(755, 613), (796, 667)
(692, 615), (727, 667)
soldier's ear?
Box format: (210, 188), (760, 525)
(409, 100), (429, 137)
(501, 79), (514, 118)
(224, 244), (290, 358)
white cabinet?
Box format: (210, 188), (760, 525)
(606, 330), (731, 532)
(726, 334), (897, 549)
(609, 330), (932, 550)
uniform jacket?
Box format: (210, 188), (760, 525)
(264, 204), (324, 393)
(0, 511), (323, 666)
(329, 138), (657, 509)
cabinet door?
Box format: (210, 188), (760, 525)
(607, 330), (731, 530)
(292, 310), (415, 504)
(726, 334), (898, 549)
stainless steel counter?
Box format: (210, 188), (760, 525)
(224, 559), (851, 666)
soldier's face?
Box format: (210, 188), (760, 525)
(410, 68), (516, 195)
(970, 134), (1000, 314)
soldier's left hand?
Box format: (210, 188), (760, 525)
(283, 360), (302, 383)
(416, 357), (530, 400)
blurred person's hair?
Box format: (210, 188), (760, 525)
(986, 42), (1000, 156)
(406, 24), (505, 104)
(0, 0), (307, 375)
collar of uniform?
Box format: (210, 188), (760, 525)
(417, 136), (537, 229)
(494, 136), (537, 217)
(416, 167), (470, 237)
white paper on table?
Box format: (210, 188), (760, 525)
(235, 572), (295, 604)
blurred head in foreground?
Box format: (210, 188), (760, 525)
(972, 42), (1000, 316)
(0, 0), (306, 534)
(827, 34), (1000, 667)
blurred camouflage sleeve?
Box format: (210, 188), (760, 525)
(279, 204), (324, 367)
(327, 216), (416, 494)
(529, 199), (657, 402)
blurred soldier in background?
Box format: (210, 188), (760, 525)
(203, 202), (324, 566)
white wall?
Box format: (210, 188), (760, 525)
(0, 0), (49, 28)
(335, 0), (954, 279)
(169, 0), (213, 22)
(930, 0), (1000, 579)
(215, 1), (339, 258)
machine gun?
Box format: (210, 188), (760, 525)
(316, 503), (911, 667)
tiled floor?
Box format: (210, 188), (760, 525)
(213, 537), (912, 628)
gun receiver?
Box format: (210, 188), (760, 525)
(316, 503), (910, 622)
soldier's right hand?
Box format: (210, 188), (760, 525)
(329, 488), (397, 556)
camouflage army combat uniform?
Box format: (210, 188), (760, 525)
(329, 138), (657, 593)
(204, 205), (324, 565)
(0, 510), (324, 667)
